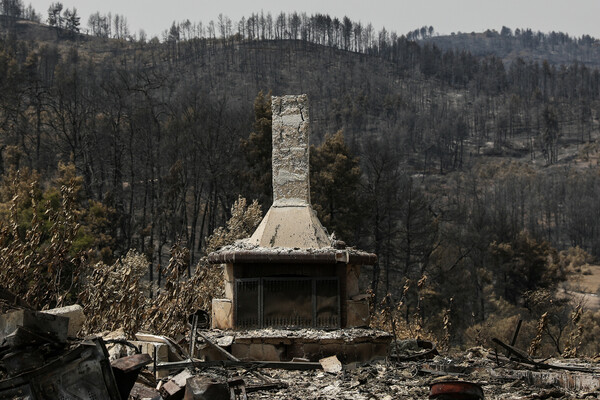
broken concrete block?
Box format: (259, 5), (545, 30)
(184, 376), (229, 400)
(135, 332), (186, 361)
(198, 343), (228, 361)
(171, 370), (194, 387)
(131, 340), (169, 362)
(216, 335), (234, 347)
(160, 380), (184, 400)
(160, 370), (194, 400)
(104, 327), (127, 340)
(42, 304), (85, 337)
(0, 309), (69, 343)
(319, 355), (342, 373)
(131, 340), (169, 378)
(346, 299), (370, 328)
(211, 299), (233, 330)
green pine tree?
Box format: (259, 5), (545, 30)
(310, 130), (362, 244)
(240, 91), (272, 208)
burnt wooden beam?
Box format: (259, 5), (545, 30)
(155, 359), (323, 371)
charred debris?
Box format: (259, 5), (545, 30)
(0, 294), (600, 399)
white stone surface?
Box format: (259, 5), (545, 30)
(211, 298), (233, 330)
(319, 355), (343, 373)
(42, 304), (85, 337)
(248, 204), (331, 248)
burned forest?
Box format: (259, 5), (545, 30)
(1, 5), (600, 398)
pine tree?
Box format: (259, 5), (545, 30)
(240, 91), (272, 208)
(310, 130), (362, 244)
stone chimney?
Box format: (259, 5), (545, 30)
(208, 94), (376, 331)
(248, 95), (331, 249)
(271, 94), (311, 206)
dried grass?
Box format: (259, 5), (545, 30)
(79, 196), (262, 338)
(0, 169), (83, 310)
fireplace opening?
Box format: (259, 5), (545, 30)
(236, 277), (340, 329)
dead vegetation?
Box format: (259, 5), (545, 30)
(77, 196), (263, 338)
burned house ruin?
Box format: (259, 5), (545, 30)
(208, 95), (376, 331)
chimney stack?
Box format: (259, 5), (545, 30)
(248, 94), (331, 249)
(271, 94), (311, 206)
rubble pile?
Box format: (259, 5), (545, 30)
(0, 291), (598, 399)
(122, 345), (600, 400)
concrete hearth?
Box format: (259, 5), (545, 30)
(200, 328), (392, 364)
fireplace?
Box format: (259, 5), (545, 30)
(236, 276), (339, 329)
(209, 94), (376, 330)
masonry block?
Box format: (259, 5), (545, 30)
(223, 264), (234, 283)
(131, 340), (169, 378)
(302, 343), (322, 361)
(271, 95), (310, 204)
(245, 343), (283, 361)
(224, 280), (234, 301)
(230, 343), (249, 360)
(0, 309), (68, 343)
(42, 304), (85, 337)
(346, 299), (370, 328)
(373, 342), (391, 360)
(346, 265), (361, 298)
(211, 299), (233, 330)
(354, 343), (375, 362)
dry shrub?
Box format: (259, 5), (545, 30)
(79, 250), (149, 336)
(576, 310), (600, 356)
(528, 312), (548, 356)
(370, 278), (437, 344)
(0, 168), (83, 309)
(562, 304), (583, 358)
(464, 314), (538, 352)
(558, 246), (594, 274)
(81, 196), (262, 338)
(204, 196), (263, 252)
(143, 197), (262, 337)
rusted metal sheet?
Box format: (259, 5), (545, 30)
(0, 338), (121, 400)
(112, 353), (152, 399)
(111, 353), (152, 374)
(430, 380), (484, 399)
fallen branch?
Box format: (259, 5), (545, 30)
(492, 338), (597, 373)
